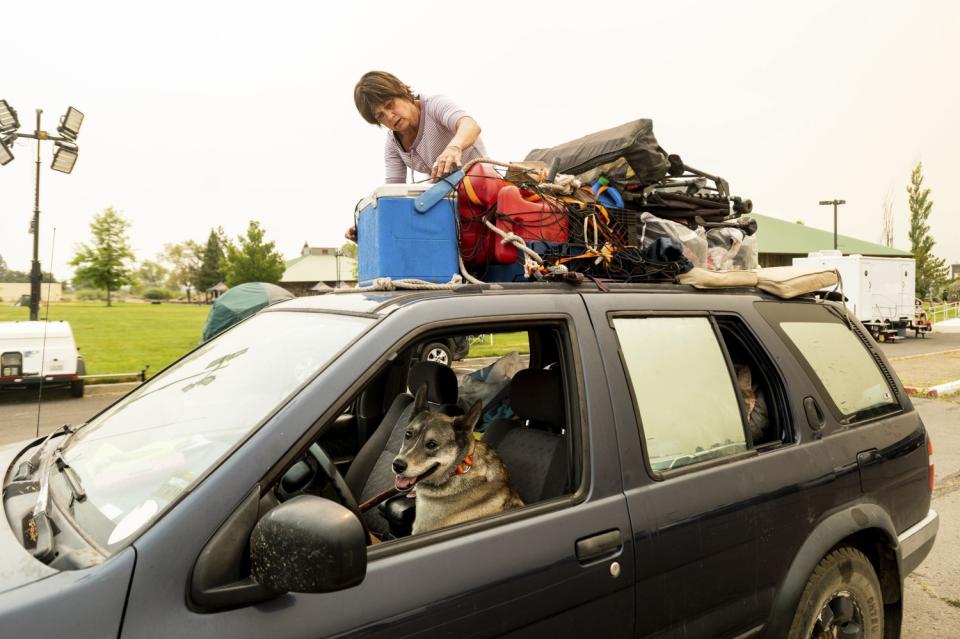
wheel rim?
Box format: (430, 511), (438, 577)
(812, 590), (865, 638)
(426, 348), (449, 365)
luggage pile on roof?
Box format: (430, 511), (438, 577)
(460, 119), (758, 283)
(355, 119), (760, 288)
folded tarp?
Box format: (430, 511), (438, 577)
(524, 119), (670, 185)
(678, 266), (839, 299)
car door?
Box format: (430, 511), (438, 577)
(584, 291), (808, 638)
(119, 292), (635, 638)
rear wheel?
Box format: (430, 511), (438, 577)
(70, 379), (85, 398)
(422, 342), (452, 366)
(788, 546), (884, 639)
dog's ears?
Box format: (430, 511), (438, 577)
(454, 400), (483, 434)
(413, 383), (429, 414)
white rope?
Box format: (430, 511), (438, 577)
(459, 253), (485, 285)
(583, 214), (598, 251)
(483, 219), (543, 264)
(536, 173), (581, 195)
(337, 274), (467, 292)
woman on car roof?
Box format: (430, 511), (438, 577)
(354, 70), (488, 184)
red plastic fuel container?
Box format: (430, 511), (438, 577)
(457, 163), (517, 266)
(496, 186), (569, 245)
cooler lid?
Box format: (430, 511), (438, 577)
(357, 183), (453, 211)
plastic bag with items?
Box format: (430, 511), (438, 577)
(639, 212), (707, 268)
(705, 227), (758, 271)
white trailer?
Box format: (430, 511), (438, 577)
(0, 320), (86, 396)
(792, 252), (929, 342)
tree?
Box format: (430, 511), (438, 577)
(223, 221), (285, 286)
(907, 162), (947, 298)
(0, 254), (55, 283)
(194, 227), (228, 292)
(134, 260), (170, 289)
(881, 190), (895, 248)
(339, 242), (358, 280)
(161, 241), (202, 300)
(69, 207), (135, 306)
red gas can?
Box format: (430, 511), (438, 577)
(457, 163), (517, 266)
(496, 186), (569, 244)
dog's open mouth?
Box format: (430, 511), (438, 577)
(395, 463), (440, 492)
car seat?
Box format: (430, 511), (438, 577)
(482, 369), (569, 504)
(345, 360), (461, 534)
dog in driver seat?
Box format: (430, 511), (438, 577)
(392, 384), (524, 534)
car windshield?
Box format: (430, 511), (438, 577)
(58, 310), (372, 549)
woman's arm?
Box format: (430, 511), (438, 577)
(431, 116), (481, 179)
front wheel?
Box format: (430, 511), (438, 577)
(788, 546), (884, 638)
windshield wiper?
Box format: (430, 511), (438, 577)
(29, 427), (79, 562)
(12, 424), (75, 482)
(51, 448), (86, 507)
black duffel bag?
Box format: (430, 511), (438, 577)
(525, 119), (670, 185)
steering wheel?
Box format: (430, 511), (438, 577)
(277, 444), (365, 529)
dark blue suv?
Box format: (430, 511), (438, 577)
(0, 283), (938, 638)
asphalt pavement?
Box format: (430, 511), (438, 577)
(878, 329), (960, 359)
(0, 382), (135, 445)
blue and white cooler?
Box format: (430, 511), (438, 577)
(356, 184), (460, 286)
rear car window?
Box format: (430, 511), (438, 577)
(780, 321), (897, 419)
(614, 316), (747, 472)
(756, 301), (900, 423)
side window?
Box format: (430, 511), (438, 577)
(614, 316), (747, 473)
(756, 301), (900, 423)
(295, 323), (576, 546)
(780, 320), (897, 421)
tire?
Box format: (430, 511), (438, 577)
(788, 546), (884, 639)
(422, 342), (452, 366)
(71, 379), (85, 398)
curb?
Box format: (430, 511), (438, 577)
(904, 379), (960, 399)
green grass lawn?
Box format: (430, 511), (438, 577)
(0, 302), (208, 376)
(466, 332), (530, 358)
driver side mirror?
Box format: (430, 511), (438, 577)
(250, 495), (367, 593)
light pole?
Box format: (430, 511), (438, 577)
(818, 199), (846, 251)
(335, 249), (342, 288)
(0, 101), (84, 321)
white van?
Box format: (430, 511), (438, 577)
(0, 321), (86, 397)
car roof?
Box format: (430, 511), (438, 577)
(267, 281), (801, 317)
(0, 320), (75, 340)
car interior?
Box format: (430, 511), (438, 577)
(274, 323), (578, 544)
(716, 316), (788, 448)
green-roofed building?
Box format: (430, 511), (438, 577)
(752, 213), (911, 267)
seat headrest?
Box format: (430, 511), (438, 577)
(407, 361), (458, 405)
(511, 369), (564, 427)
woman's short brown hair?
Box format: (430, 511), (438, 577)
(354, 71), (417, 125)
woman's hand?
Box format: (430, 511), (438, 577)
(431, 145), (463, 180)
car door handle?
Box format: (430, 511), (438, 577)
(575, 529), (622, 564)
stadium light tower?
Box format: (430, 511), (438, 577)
(0, 101), (85, 320)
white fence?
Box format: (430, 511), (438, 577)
(927, 301), (960, 323)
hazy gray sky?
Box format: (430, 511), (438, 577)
(2, 0), (958, 279)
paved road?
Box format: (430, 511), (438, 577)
(901, 398), (960, 637)
(0, 382), (135, 444)
(878, 329), (960, 359)
(0, 381), (956, 634)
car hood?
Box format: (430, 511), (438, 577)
(0, 439), (58, 595)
